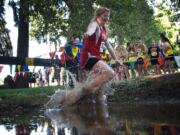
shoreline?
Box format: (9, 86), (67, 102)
(0, 73), (180, 114)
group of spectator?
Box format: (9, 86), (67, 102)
(0, 32), (179, 89)
(26, 66), (63, 87)
(100, 33), (179, 80)
(0, 66), (65, 89)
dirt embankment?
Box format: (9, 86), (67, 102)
(108, 72), (180, 104)
(0, 73), (180, 115)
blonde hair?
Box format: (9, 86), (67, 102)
(95, 7), (110, 18)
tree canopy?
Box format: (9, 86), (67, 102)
(28, 0), (163, 45)
(96, 0), (163, 44)
(1, 0), (179, 47)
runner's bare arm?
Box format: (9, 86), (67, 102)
(105, 41), (118, 60)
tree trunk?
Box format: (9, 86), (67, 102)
(17, 0), (29, 88)
(17, 0), (29, 59)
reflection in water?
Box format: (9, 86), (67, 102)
(109, 104), (180, 135)
(0, 102), (180, 134)
(45, 94), (117, 135)
(46, 122), (55, 135)
(45, 101), (180, 135)
(15, 123), (30, 135)
(0, 108), (48, 135)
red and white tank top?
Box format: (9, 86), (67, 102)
(80, 21), (106, 69)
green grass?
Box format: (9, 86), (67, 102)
(0, 86), (65, 106)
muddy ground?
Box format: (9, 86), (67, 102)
(108, 72), (180, 104)
(0, 72), (180, 115)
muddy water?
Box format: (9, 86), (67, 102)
(0, 103), (180, 135)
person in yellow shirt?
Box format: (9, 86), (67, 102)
(115, 45), (129, 80)
(100, 48), (111, 64)
(135, 39), (147, 76)
(148, 40), (161, 74)
(160, 33), (175, 73)
(127, 42), (137, 78)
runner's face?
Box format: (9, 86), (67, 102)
(99, 12), (109, 25)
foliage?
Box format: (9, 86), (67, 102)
(1, 0), (179, 48)
(0, 0), (5, 18)
(154, 2), (180, 53)
(29, 0), (94, 43)
(65, 0), (95, 40)
(28, 0), (163, 45)
(28, 0), (67, 44)
(162, 0), (179, 22)
(4, 0), (163, 46)
(0, 0), (13, 56)
(148, 0), (179, 21)
(96, 0), (162, 45)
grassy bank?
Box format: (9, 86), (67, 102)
(0, 86), (64, 106)
(109, 73), (180, 104)
(0, 73), (180, 108)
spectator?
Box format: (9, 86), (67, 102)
(127, 42), (137, 78)
(135, 38), (147, 76)
(148, 40), (161, 74)
(3, 75), (15, 89)
(114, 45), (129, 80)
(46, 123), (55, 135)
(160, 33), (175, 74)
(37, 69), (44, 87)
(44, 67), (51, 86)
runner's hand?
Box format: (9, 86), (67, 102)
(83, 33), (89, 38)
(115, 60), (123, 66)
(111, 60), (123, 68)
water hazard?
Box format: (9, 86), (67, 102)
(1, 69), (180, 134)
(0, 102), (180, 135)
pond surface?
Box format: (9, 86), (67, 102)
(0, 103), (180, 135)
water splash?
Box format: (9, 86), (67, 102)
(85, 66), (118, 95)
(45, 69), (84, 109)
(44, 89), (66, 108)
(45, 65), (117, 109)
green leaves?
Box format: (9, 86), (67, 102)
(3, 0), (177, 47)
(1, 0), (161, 46)
(96, 0), (161, 44)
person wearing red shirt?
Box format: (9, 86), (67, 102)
(64, 7), (120, 106)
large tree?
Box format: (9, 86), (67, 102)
(3, 0), (174, 48)
(29, 0), (95, 43)
(17, 0), (29, 59)
(0, 1), (5, 18)
(29, 0), (162, 45)
(0, 0), (13, 56)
